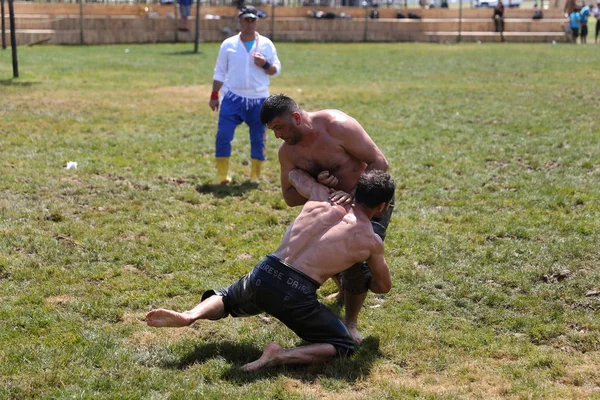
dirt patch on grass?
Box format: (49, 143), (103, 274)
(279, 379), (364, 400)
(121, 312), (145, 324)
(121, 265), (143, 274)
(128, 330), (160, 347)
(44, 295), (74, 306)
(370, 357), (600, 399)
(236, 253), (253, 261)
(128, 326), (199, 348)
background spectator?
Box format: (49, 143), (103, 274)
(569, 6), (582, 43)
(494, 0), (505, 37)
(592, 1), (600, 43)
(580, 2), (591, 43)
(178, 0), (193, 32)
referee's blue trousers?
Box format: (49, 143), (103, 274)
(215, 92), (267, 161)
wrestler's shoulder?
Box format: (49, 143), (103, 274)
(278, 142), (295, 157)
(312, 109), (346, 121)
(278, 142), (306, 160)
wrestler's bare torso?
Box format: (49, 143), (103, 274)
(275, 110), (387, 206)
(280, 113), (367, 193)
(272, 196), (382, 285)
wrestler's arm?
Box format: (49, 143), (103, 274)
(288, 169), (330, 202)
(329, 112), (389, 172)
(279, 145), (309, 207)
(367, 237), (391, 294)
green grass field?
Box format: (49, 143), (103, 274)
(1, 42), (599, 399)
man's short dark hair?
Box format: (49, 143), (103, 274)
(355, 170), (395, 209)
(260, 94), (301, 125)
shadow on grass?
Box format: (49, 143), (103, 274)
(0, 79), (39, 87)
(164, 50), (204, 56)
(167, 340), (262, 369)
(167, 336), (382, 383)
(195, 181), (259, 198)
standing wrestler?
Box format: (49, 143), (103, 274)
(209, 5), (282, 183)
(146, 169), (395, 371)
(259, 93), (391, 343)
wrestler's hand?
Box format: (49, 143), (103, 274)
(318, 170), (338, 188)
(329, 189), (352, 205)
(209, 99), (219, 112)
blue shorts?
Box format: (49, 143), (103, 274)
(179, 4), (191, 17)
(203, 255), (355, 356)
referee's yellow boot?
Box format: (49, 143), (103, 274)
(250, 159), (263, 182)
(216, 157), (231, 184)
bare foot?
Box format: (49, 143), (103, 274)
(325, 291), (344, 303)
(326, 274), (344, 303)
(242, 342), (283, 371)
(145, 308), (192, 327)
(346, 322), (363, 344)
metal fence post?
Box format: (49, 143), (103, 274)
(194, 0), (200, 52)
(270, 0), (275, 39)
(8, 0), (17, 77)
(364, 5), (369, 42)
(1, 0), (6, 50)
(79, 0), (84, 45)
(457, 0), (463, 43)
(174, 0), (179, 42)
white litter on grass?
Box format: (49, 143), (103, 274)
(552, 40), (556, 45)
(65, 161), (78, 170)
(125, 48), (130, 53)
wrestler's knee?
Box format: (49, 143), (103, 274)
(331, 333), (356, 357)
(340, 262), (372, 295)
(335, 343), (355, 357)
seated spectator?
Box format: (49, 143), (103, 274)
(493, 0), (505, 35)
(370, 4), (380, 19)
